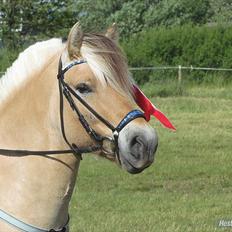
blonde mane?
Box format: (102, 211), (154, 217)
(0, 34), (133, 103)
(0, 38), (64, 101)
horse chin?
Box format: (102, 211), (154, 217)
(97, 150), (116, 162)
(118, 151), (153, 174)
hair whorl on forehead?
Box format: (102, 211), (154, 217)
(80, 33), (134, 99)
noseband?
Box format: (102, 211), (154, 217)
(0, 57), (145, 232)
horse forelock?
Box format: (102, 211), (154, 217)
(0, 38), (64, 102)
(80, 33), (134, 100)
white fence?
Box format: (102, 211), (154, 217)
(129, 65), (232, 84)
(1, 66), (232, 82)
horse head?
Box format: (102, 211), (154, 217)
(56, 22), (158, 174)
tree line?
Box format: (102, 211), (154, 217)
(0, 0), (232, 77)
(1, 0), (231, 48)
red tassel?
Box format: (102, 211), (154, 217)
(133, 85), (176, 131)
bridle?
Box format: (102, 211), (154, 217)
(57, 57), (145, 163)
(0, 57), (145, 232)
(0, 57), (145, 160)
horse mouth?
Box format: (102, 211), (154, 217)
(97, 136), (117, 160)
(97, 145), (155, 174)
(99, 151), (115, 161)
(118, 150), (154, 174)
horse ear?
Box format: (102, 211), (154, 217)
(105, 23), (118, 42)
(67, 22), (83, 59)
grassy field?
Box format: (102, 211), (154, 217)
(69, 84), (232, 232)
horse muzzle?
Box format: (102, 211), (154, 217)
(117, 123), (158, 174)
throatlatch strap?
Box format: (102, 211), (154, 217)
(58, 79), (82, 157)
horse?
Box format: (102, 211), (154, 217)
(0, 22), (158, 232)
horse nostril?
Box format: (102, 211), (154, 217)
(130, 136), (147, 160)
(130, 135), (138, 147)
(154, 143), (158, 153)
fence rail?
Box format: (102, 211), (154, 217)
(1, 65), (232, 80)
(129, 66), (232, 71)
(130, 65), (232, 84)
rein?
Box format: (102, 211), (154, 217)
(0, 57), (145, 232)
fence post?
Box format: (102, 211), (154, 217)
(178, 65), (182, 85)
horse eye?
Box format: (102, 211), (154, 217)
(75, 83), (92, 94)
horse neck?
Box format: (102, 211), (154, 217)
(0, 55), (80, 231)
(0, 55), (57, 148)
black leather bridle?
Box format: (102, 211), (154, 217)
(0, 57), (145, 163)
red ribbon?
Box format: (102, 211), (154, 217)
(133, 85), (176, 130)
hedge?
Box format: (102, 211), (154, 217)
(121, 24), (232, 84)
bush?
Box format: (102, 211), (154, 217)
(122, 24), (232, 84)
(0, 48), (19, 75)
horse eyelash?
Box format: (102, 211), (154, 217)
(75, 83), (92, 94)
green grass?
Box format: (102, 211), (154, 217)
(69, 84), (232, 232)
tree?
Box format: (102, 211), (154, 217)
(0, 0), (22, 48)
(143, 0), (213, 27)
(209, 0), (232, 24)
(108, 0), (155, 38)
(0, 0), (76, 49)
(75, 0), (157, 38)
(73, 0), (126, 32)
(1, 0), (231, 50)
